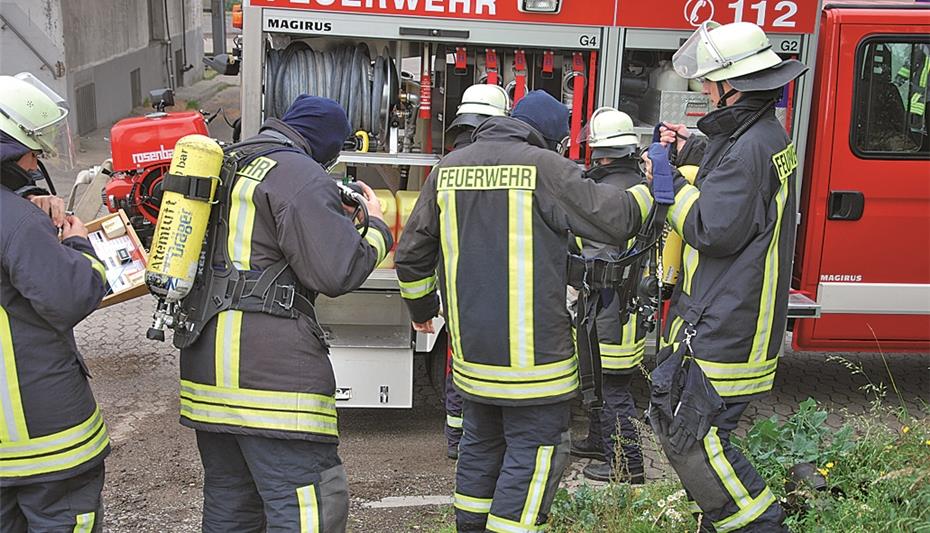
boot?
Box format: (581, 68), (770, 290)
(570, 436), (606, 461)
(582, 462), (645, 484)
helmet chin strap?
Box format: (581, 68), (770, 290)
(716, 80), (739, 108)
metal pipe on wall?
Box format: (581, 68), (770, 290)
(211, 0), (227, 56)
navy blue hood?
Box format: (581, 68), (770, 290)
(0, 131), (31, 164)
(281, 95), (350, 164)
(511, 90), (569, 143)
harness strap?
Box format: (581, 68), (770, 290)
(569, 53), (586, 161)
(541, 50), (555, 79)
(485, 49), (499, 86)
(513, 50), (527, 105)
(162, 173), (216, 201)
(454, 47), (468, 75)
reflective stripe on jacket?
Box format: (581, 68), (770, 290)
(663, 94), (797, 402)
(0, 188), (109, 485)
(179, 120), (393, 442)
(396, 117), (652, 406)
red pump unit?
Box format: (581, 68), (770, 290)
(102, 104), (207, 246)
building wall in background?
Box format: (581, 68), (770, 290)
(1, 0), (203, 136)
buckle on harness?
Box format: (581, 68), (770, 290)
(277, 285), (295, 311)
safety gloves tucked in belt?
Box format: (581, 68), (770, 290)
(647, 143), (676, 206)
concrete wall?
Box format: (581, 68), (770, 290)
(0, 0), (67, 96)
(60, 0), (204, 132)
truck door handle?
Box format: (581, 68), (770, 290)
(827, 190), (864, 221)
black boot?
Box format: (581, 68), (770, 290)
(582, 462), (645, 484)
(570, 436), (606, 461)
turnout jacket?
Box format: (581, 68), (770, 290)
(396, 117), (653, 406)
(179, 120), (393, 443)
(580, 160), (647, 374)
(0, 187), (109, 486)
(663, 94), (797, 402)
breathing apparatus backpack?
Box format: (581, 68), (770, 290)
(146, 134), (326, 348)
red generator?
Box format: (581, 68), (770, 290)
(103, 92), (208, 247)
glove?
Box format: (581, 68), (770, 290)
(648, 142), (675, 205)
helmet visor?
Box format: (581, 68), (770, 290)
(673, 21), (726, 79)
(1, 73), (72, 161)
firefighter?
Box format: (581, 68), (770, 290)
(446, 83), (511, 150)
(178, 95), (391, 532)
(395, 90), (654, 533)
(644, 21), (808, 532)
(569, 108), (646, 484)
(443, 83), (511, 459)
(0, 74), (110, 532)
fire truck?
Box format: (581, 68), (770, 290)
(229, 0), (929, 408)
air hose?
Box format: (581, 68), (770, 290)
(266, 42), (397, 142)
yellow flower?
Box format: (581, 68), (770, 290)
(925, 440), (930, 446)
(826, 462), (835, 469)
(817, 468), (829, 477)
(902, 426), (910, 434)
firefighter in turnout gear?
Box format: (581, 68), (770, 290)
(178, 95), (391, 532)
(395, 90), (653, 533)
(568, 108), (646, 484)
(0, 74), (109, 532)
(644, 21), (808, 532)
(444, 83), (512, 459)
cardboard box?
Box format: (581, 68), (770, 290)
(84, 210), (150, 308)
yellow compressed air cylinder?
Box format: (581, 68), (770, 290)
(661, 165), (699, 286)
(373, 189), (397, 269)
(145, 134), (223, 302)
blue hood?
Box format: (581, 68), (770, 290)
(281, 95), (351, 164)
(511, 90), (569, 143)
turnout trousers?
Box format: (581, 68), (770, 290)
(196, 431), (349, 533)
(444, 365), (464, 454)
(454, 399), (571, 533)
(585, 374), (643, 474)
(0, 463), (104, 533)
(661, 403), (786, 533)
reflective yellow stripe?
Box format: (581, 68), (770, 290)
(454, 356), (576, 383)
(749, 160), (790, 364)
(688, 500), (703, 514)
(227, 176), (261, 270)
(707, 373), (777, 397)
(668, 184), (700, 236)
(180, 399), (338, 437)
(363, 227), (388, 265)
(0, 409), (109, 478)
(73, 512), (95, 533)
(696, 357), (779, 380)
(487, 513), (543, 533)
(703, 426), (752, 508)
(454, 369), (578, 401)
(600, 339), (645, 371)
(0, 306), (28, 442)
(713, 487), (776, 533)
(454, 492), (493, 514)
(662, 316), (685, 349)
(520, 445), (553, 526)
(446, 414), (463, 429)
(920, 58), (929, 88)
(297, 484), (320, 533)
(628, 184), (653, 224)
(80, 252), (106, 283)
(911, 93), (926, 116)
(180, 380), (336, 415)
(438, 191), (464, 365)
(399, 275), (437, 300)
(508, 189), (534, 368)
(682, 245), (699, 296)
(215, 310), (243, 389)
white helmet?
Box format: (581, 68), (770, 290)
(0, 73), (70, 156)
(580, 107), (639, 159)
(448, 84), (511, 137)
(457, 84), (511, 117)
(673, 21), (806, 92)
